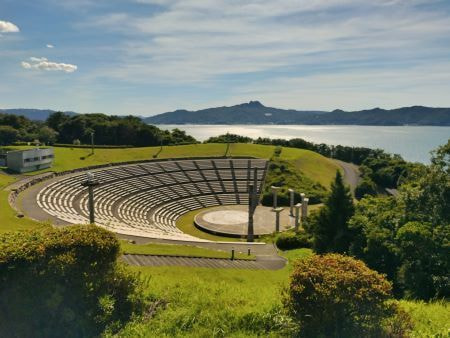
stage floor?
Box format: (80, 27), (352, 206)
(194, 205), (294, 237)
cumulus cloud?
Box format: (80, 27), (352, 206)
(0, 20), (19, 33)
(21, 57), (77, 73)
(46, 44), (54, 48)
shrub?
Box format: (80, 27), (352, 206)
(355, 178), (378, 199)
(276, 231), (312, 250)
(0, 225), (147, 337)
(283, 254), (409, 337)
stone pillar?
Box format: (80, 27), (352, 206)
(247, 184), (254, 242)
(271, 186), (280, 210)
(301, 197), (309, 222)
(300, 192), (305, 205)
(274, 207), (283, 232)
(288, 188), (295, 216)
(294, 203), (302, 232)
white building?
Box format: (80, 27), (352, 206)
(6, 148), (54, 173)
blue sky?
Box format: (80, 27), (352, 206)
(1, 0), (450, 116)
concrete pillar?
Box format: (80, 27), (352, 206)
(247, 184), (254, 242)
(253, 167), (258, 211)
(271, 186), (281, 210)
(288, 188), (295, 216)
(274, 207), (283, 232)
(301, 197), (309, 222)
(300, 192), (305, 205)
(294, 203), (302, 232)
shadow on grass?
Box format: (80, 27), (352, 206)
(79, 152), (94, 160)
(153, 146), (163, 159)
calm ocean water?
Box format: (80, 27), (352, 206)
(157, 124), (450, 164)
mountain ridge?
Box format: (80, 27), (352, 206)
(2, 102), (449, 125)
(144, 101), (450, 126)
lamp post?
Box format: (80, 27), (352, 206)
(90, 131), (95, 155)
(81, 172), (99, 224)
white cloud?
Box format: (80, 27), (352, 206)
(0, 20), (19, 33)
(46, 44), (54, 48)
(83, 0), (450, 85)
(21, 57), (77, 73)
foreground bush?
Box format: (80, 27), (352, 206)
(284, 254), (410, 337)
(0, 225), (147, 338)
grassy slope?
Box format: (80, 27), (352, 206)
(0, 175), (44, 233)
(121, 241), (254, 260)
(113, 249), (312, 337)
(115, 248), (446, 337)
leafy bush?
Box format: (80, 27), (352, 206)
(283, 254), (410, 337)
(355, 178), (378, 199)
(276, 231), (312, 250)
(0, 225), (147, 337)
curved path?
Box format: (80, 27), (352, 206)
(119, 234), (287, 270)
(334, 160), (360, 192)
(122, 254), (283, 270)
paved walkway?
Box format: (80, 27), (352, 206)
(334, 160), (360, 192)
(122, 254), (281, 270)
(119, 234), (287, 270)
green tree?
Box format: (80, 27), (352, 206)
(46, 111), (70, 131)
(348, 196), (402, 284)
(311, 170), (355, 253)
(0, 125), (19, 145)
(38, 126), (58, 144)
(396, 221), (449, 299)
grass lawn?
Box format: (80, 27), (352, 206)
(0, 173), (44, 233)
(121, 241), (254, 260)
(4, 143), (339, 182)
(113, 248), (312, 337)
(114, 248), (447, 337)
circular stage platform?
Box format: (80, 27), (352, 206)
(194, 205), (294, 238)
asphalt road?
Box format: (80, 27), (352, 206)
(334, 160), (361, 193)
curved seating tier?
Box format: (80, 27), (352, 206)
(36, 158), (268, 241)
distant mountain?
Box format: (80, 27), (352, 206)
(0, 108), (77, 121)
(144, 101), (450, 126)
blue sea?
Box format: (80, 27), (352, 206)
(156, 125), (450, 164)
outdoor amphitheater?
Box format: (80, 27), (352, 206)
(17, 157), (300, 243)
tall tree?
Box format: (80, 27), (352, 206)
(312, 170), (355, 253)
